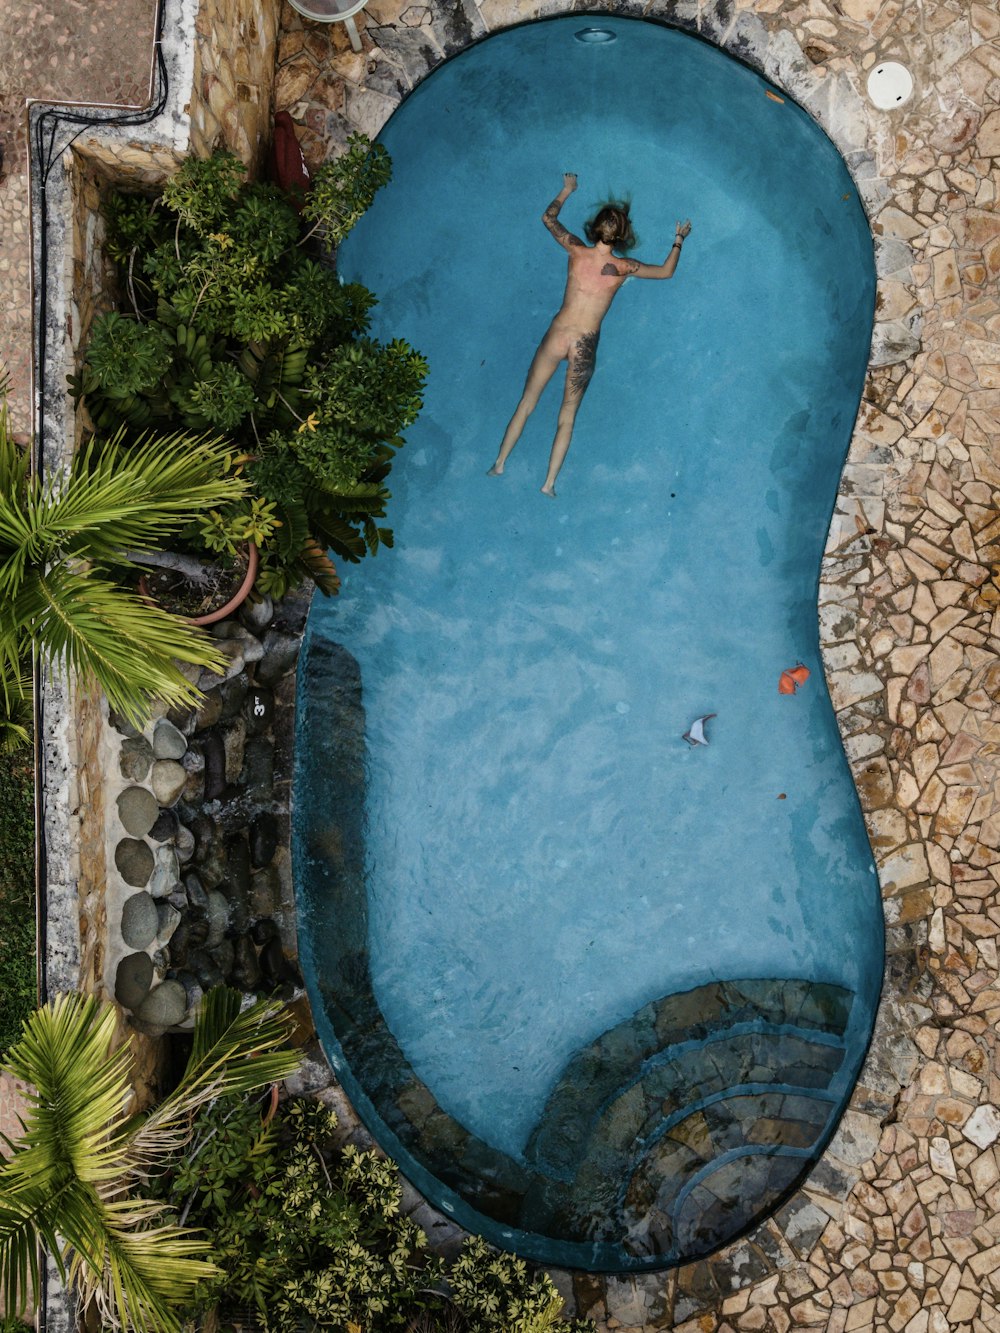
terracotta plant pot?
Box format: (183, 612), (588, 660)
(138, 542), (259, 626)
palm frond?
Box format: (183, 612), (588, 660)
(131, 991), (299, 1161)
(11, 565), (224, 726)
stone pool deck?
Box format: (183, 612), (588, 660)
(11, 0), (1000, 1328)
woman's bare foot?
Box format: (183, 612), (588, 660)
(541, 484), (556, 498)
(487, 463), (503, 476)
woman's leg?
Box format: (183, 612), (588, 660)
(488, 335), (563, 475)
(541, 330), (598, 496)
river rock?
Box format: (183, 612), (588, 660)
(135, 980), (188, 1028)
(115, 952), (154, 1009)
(151, 759), (187, 807)
(222, 719), (247, 784)
(121, 892), (159, 949)
(188, 949), (225, 990)
(195, 689), (224, 730)
(148, 845), (180, 899)
(119, 736), (153, 781)
(210, 938), (235, 978)
(184, 871), (208, 909)
(250, 813), (279, 868)
(256, 629), (301, 684)
(261, 937), (301, 988)
(239, 593), (274, 633)
(175, 822), (196, 863)
(251, 917), (279, 946)
(117, 787), (159, 838)
(202, 733), (227, 801)
(115, 838), (154, 888)
(156, 902), (182, 944)
(213, 621), (265, 664)
(250, 865), (282, 916)
(205, 889), (230, 948)
(231, 935), (262, 990)
(219, 673), (249, 721)
(198, 639), (245, 690)
(153, 718), (188, 760)
(148, 808), (179, 843)
(173, 970), (204, 1008)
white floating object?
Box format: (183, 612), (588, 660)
(866, 62), (913, 110)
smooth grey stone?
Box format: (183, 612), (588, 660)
(135, 979), (188, 1028)
(121, 892), (159, 949)
(219, 673), (249, 720)
(150, 759), (187, 807)
(261, 938), (301, 987)
(250, 814), (278, 868)
(156, 902), (182, 944)
(205, 890), (230, 949)
(189, 949), (225, 991)
(231, 935), (262, 990)
(115, 838), (153, 888)
(148, 845), (180, 899)
(210, 938), (235, 978)
(119, 735), (153, 781)
(222, 719), (247, 784)
(222, 881), (250, 935)
(184, 871), (208, 909)
(197, 639), (245, 690)
(239, 594), (274, 634)
(148, 808), (179, 842)
(212, 622), (265, 663)
(173, 970), (204, 1008)
(115, 952), (153, 1009)
(117, 786), (159, 838)
(167, 889), (188, 912)
(108, 709), (142, 739)
(195, 689), (224, 730)
(175, 823), (196, 864)
(255, 630), (300, 684)
(153, 718), (188, 760)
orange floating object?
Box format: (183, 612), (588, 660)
(765, 90), (785, 103)
(779, 663), (810, 694)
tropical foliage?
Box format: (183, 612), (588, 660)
(0, 744), (34, 1057)
(71, 138), (428, 601)
(153, 1092), (595, 1333)
(0, 989), (299, 1333)
(0, 376), (248, 725)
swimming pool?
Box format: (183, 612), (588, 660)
(294, 15), (882, 1270)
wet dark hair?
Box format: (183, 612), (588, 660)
(584, 202), (636, 251)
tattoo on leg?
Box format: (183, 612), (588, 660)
(569, 331), (599, 395)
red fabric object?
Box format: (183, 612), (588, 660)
(268, 111), (311, 210)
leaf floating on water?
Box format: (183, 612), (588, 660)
(765, 90), (785, 103)
(778, 793), (787, 800)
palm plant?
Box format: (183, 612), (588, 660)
(0, 378), (250, 727)
(0, 988), (300, 1333)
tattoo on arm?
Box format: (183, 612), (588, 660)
(543, 198), (584, 247)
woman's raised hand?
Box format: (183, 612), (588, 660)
(563, 173), (579, 192)
(676, 219), (692, 238)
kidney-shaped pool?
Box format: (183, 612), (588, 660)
(293, 15), (883, 1271)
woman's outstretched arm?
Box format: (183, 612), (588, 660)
(542, 173), (585, 250)
(605, 219), (693, 279)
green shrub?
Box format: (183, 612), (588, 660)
(0, 748), (35, 1057)
(72, 138), (428, 601)
(158, 1094), (595, 1333)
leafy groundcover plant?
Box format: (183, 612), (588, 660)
(154, 1093), (596, 1333)
(71, 137), (428, 601)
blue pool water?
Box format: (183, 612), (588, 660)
(294, 16), (883, 1270)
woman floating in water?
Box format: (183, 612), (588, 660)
(488, 174), (692, 496)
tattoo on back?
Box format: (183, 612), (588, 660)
(602, 258), (640, 277)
